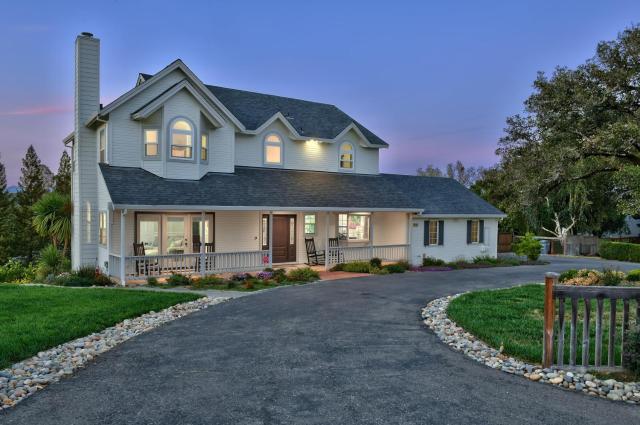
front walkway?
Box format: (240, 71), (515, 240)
(4, 256), (640, 424)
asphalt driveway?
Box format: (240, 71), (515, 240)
(3, 256), (640, 424)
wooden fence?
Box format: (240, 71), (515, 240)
(542, 273), (640, 370)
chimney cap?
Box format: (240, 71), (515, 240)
(80, 32), (94, 37)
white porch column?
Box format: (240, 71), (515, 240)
(106, 207), (111, 274)
(406, 213), (412, 263)
(200, 211), (206, 276)
(369, 212), (374, 260)
(119, 209), (126, 286)
(325, 212), (330, 271)
(268, 212), (273, 268)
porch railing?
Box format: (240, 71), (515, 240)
(326, 244), (409, 266)
(110, 250), (270, 279)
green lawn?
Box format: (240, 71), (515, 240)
(0, 284), (200, 369)
(447, 284), (637, 366)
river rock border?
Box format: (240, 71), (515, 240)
(422, 294), (640, 404)
(0, 296), (228, 411)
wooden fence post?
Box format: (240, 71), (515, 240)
(543, 272), (559, 368)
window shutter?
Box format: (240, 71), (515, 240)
(438, 220), (444, 245)
(479, 220), (485, 243)
(466, 220), (472, 244)
(423, 220), (430, 246)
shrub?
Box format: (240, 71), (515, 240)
(627, 270), (640, 282)
(226, 281), (237, 289)
(231, 272), (250, 282)
(600, 241), (640, 262)
(272, 269), (287, 283)
(369, 258), (382, 268)
(369, 267), (390, 275)
(342, 261), (372, 273)
(0, 259), (37, 283)
(329, 263), (344, 272)
(243, 280), (254, 289)
(559, 269), (579, 283)
(600, 268), (626, 286)
(58, 275), (94, 287)
(256, 271), (273, 280)
(395, 260), (411, 270)
(195, 275), (225, 287)
(422, 257), (445, 267)
(76, 265), (97, 280)
(286, 267), (320, 282)
(513, 233), (542, 261)
(93, 273), (114, 287)
(623, 326), (640, 374)
(147, 277), (159, 286)
(563, 269), (602, 286)
(383, 264), (406, 274)
(36, 244), (69, 280)
(167, 273), (191, 286)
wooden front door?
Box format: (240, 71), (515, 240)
(272, 215), (296, 263)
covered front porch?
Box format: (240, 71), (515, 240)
(101, 209), (412, 284)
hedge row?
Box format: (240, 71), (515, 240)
(599, 241), (640, 262)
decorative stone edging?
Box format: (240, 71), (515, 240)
(0, 296), (228, 410)
(422, 295), (640, 404)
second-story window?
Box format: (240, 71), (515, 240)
(144, 129), (159, 157)
(339, 142), (354, 170)
(264, 133), (282, 165)
(98, 128), (106, 163)
(170, 119), (193, 159)
(201, 133), (208, 161)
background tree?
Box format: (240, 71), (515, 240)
(14, 146), (47, 260)
(474, 25), (640, 237)
(53, 150), (71, 195)
(417, 160), (482, 187)
(0, 156), (15, 263)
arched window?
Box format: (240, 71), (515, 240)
(264, 133), (283, 165)
(339, 142), (354, 170)
(170, 119), (193, 159)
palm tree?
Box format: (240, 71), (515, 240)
(32, 192), (72, 255)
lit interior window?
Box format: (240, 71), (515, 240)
(170, 119), (193, 159)
(264, 133), (282, 165)
(340, 142), (354, 169)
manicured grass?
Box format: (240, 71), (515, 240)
(447, 284), (637, 366)
(0, 284), (200, 369)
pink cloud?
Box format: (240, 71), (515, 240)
(0, 105), (72, 116)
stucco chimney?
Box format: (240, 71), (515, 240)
(72, 32), (100, 269)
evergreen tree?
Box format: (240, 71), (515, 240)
(53, 150), (71, 195)
(0, 156), (15, 263)
(15, 146), (47, 260)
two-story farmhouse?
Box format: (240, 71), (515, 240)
(65, 33), (505, 284)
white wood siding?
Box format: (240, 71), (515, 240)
(409, 218), (499, 264)
(372, 212), (408, 245)
(215, 211), (261, 252)
(235, 122), (380, 174)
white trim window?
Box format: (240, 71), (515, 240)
(428, 221), (439, 245)
(304, 214), (316, 235)
(144, 129), (159, 157)
(469, 220), (480, 244)
(339, 142), (354, 170)
(170, 119), (193, 159)
(98, 128), (107, 163)
(338, 213), (369, 241)
(99, 211), (107, 246)
(201, 133), (208, 161)
(264, 133), (283, 165)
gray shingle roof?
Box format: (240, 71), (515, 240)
(99, 165), (504, 216)
(206, 85), (388, 146)
(137, 71), (387, 146)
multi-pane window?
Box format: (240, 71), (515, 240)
(470, 220), (480, 243)
(429, 221), (439, 245)
(170, 119), (193, 159)
(99, 211), (107, 246)
(338, 214), (370, 240)
(201, 133), (208, 161)
(262, 216), (269, 249)
(98, 129), (106, 163)
(339, 142), (354, 170)
(304, 214), (316, 235)
(144, 129), (159, 157)
(264, 133), (282, 165)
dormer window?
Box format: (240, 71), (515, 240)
(170, 119), (193, 159)
(144, 129), (159, 157)
(264, 133), (282, 165)
(201, 133), (208, 161)
(339, 142), (354, 170)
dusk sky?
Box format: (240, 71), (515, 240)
(0, 0), (638, 185)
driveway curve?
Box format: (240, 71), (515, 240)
(3, 256), (640, 424)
